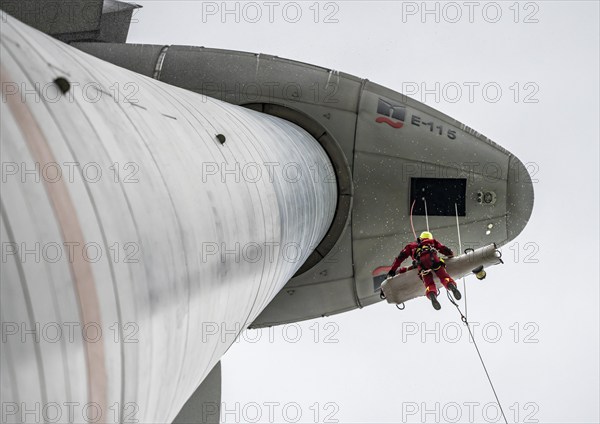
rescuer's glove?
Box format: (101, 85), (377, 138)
(386, 269), (396, 278)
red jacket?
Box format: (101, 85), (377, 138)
(390, 238), (453, 272)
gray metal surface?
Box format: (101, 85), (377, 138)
(0, 0), (139, 43)
(98, 0), (141, 43)
(0, 15), (335, 424)
(381, 244), (503, 305)
(0, 0), (103, 37)
(173, 362), (221, 424)
(72, 41), (534, 327)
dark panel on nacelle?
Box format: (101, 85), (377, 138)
(72, 43), (534, 326)
(410, 178), (467, 216)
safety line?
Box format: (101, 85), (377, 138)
(446, 292), (508, 424)
(455, 203), (467, 320)
(410, 199), (417, 239)
(422, 197), (430, 232)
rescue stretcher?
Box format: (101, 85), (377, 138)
(374, 243), (503, 306)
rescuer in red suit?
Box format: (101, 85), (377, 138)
(387, 231), (461, 310)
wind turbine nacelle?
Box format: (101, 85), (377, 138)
(73, 42), (534, 326)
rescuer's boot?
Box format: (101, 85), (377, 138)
(447, 281), (462, 301)
(427, 292), (441, 310)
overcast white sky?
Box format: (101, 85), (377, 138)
(128, 2), (599, 423)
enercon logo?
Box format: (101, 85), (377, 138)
(375, 98), (406, 128)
